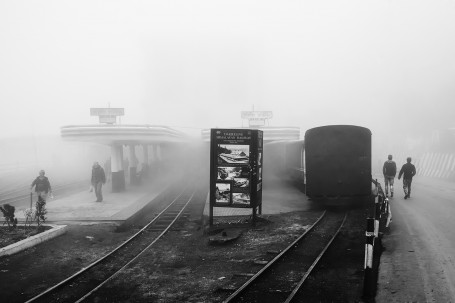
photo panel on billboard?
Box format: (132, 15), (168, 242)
(217, 144), (250, 165)
(258, 152), (262, 166)
(217, 166), (243, 180)
(258, 167), (262, 181)
(215, 182), (231, 205)
(233, 178), (249, 188)
(233, 178), (250, 192)
(232, 193), (250, 207)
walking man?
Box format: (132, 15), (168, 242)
(383, 154), (397, 197)
(91, 161), (106, 202)
(31, 170), (52, 202)
(398, 157), (416, 199)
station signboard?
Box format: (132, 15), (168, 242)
(209, 128), (263, 225)
(241, 111), (273, 119)
(99, 115), (117, 124)
(90, 108), (125, 116)
(248, 118), (266, 127)
(90, 108), (124, 124)
(241, 111), (273, 127)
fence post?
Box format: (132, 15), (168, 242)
(375, 198), (381, 237)
(385, 198), (392, 228)
(364, 217), (375, 297)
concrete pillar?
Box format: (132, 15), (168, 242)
(155, 144), (163, 176)
(142, 144), (150, 178)
(129, 144), (139, 185)
(142, 144), (149, 165)
(111, 145), (125, 192)
(147, 144), (156, 179)
(156, 144), (162, 161)
(149, 145), (155, 162)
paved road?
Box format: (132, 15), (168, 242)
(377, 176), (455, 302)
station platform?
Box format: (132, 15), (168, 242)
(11, 177), (311, 224)
(14, 182), (164, 223)
(203, 179), (312, 217)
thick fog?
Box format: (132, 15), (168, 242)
(1, 1), (455, 174)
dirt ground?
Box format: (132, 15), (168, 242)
(0, 205), (370, 303)
(0, 222), (137, 302)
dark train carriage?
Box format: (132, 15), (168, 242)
(284, 140), (305, 191)
(305, 125), (371, 206)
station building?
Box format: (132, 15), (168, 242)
(60, 107), (188, 192)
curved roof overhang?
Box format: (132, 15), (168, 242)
(61, 124), (188, 145)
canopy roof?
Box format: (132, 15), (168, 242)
(61, 124), (188, 145)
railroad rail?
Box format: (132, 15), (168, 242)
(223, 210), (347, 303)
(25, 185), (202, 303)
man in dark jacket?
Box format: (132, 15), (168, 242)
(91, 162), (106, 202)
(31, 170), (52, 202)
(383, 154), (397, 197)
(398, 157), (416, 199)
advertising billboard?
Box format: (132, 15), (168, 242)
(210, 129), (263, 211)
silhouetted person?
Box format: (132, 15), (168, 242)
(383, 154), (397, 197)
(91, 162), (106, 202)
(30, 170), (52, 203)
(398, 157), (416, 199)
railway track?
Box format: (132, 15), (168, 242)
(223, 210), (347, 303)
(24, 185), (204, 303)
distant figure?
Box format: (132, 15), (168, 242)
(398, 157), (416, 199)
(30, 170), (52, 203)
(383, 155), (397, 197)
(91, 162), (106, 202)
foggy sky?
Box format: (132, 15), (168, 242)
(1, 0), (454, 141)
